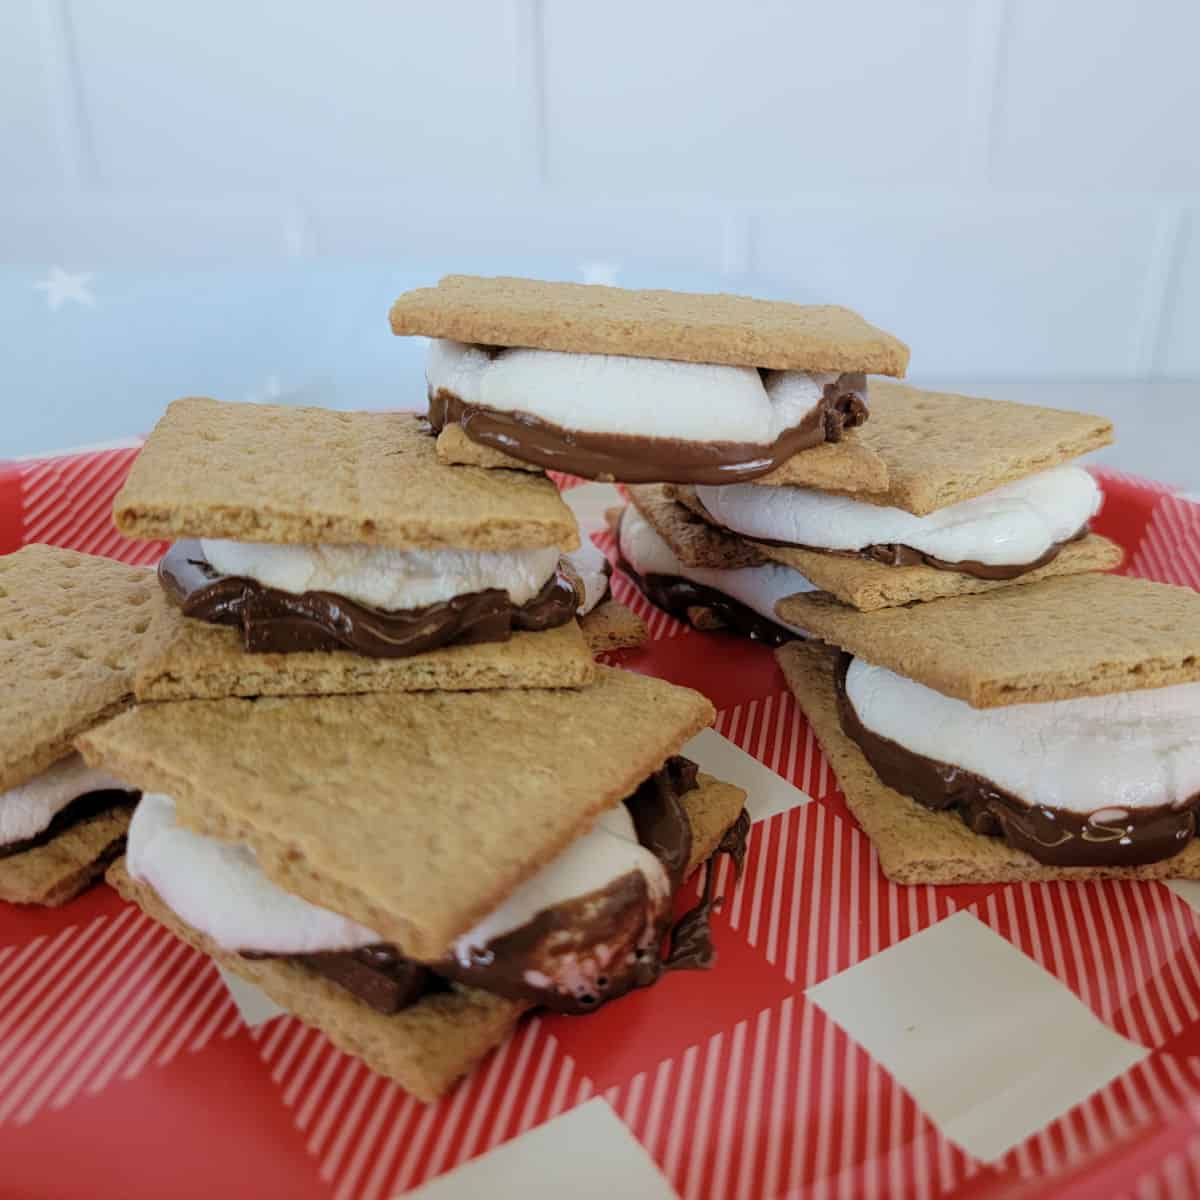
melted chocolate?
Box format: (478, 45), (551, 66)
(159, 541), (577, 657)
(427, 373), (868, 485)
(0, 789), (138, 860)
(834, 655), (1200, 867)
(619, 557), (796, 646)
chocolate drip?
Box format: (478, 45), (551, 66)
(618, 557), (796, 646)
(834, 655), (1200, 867)
(853, 525), (1089, 580)
(427, 373), (868, 486)
(626, 754), (698, 888)
(159, 541), (577, 658)
(663, 809), (751, 973)
(0, 789), (138, 860)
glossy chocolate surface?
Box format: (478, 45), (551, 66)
(0, 789), (138, 860)
(427, 373), (868, 485)
(159, 541), (576, 658)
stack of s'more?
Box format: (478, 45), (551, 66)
(68, 380), (753, 1100)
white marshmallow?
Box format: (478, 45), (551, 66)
(695, 466), (1102, 568)
(451, 803), (669, 967)
(564, 539), (610, 616)
(618, 505), (814, 634)
(201, 539), (561, 611)
(0, 755), (127, 847)
(846, 658), (1200, 815)
(427, 339), (838, 444)
(126, 794), (382, 955)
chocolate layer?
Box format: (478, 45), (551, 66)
(159, 540), (577, 657)
(427, 373), (868, 485)
(835, 655), (1199, 867)
(0, 789), (138, 860)
(619, 557), (798, 647)
(253, 757), (748, 1016)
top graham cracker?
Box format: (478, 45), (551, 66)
(0, 545), (158, 791)
(113, 398), (579, 551)
(389, 275), (910, 376)
(789, 573), (1200, 708)
(78, 666), (715, 961)
(781, 380), (1113, 515)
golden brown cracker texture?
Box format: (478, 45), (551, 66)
(390, 275), (909, 376)
(0, 545), (157, 791)
(579, 600), (647, 654)
(113, 399), (579, 551)
(776, 573), (1200, 707)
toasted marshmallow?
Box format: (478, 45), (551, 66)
(618, 505), (814, 634)
(845, 658), (1200, 815)
(0, 755), (127, 848)
(201, 539), (561, 611)
(126, 794), (382, 955)
(427, 339), (840, 444)
(696, 466), (1101, 568)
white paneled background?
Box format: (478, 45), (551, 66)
(2, 1), (1199, 464)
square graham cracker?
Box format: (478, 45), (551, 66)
(389, 275), (910, 376)
(765, 533), (1123, 612)
(0, 545), (158, 792)
(104, 773), (745, 1100)
(134, 597), (596, 701)
(630, 485), (768, 570)
(0, 806), (132, 906)
(79, 667), (715, 962)
(776, 640), (1200, 884)
(778, 573), (1200, 708)
(113, 399), (579, 552)
(754, 380), (1114, 514)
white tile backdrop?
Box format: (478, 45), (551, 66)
(2, 0), (1198, 407)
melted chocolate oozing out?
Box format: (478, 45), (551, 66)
(427, 373), (868, 486)
(0, 789), (138, 860)
(618, 557), (798, 647)
(834, 654), (1200, 867)
(159, 541), (578, 658)
(243, 758), (750, 1016)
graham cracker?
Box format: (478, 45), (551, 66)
(390, 275), (910, 376)
(777, 573), (1200, 708)
(776, 641), (1200, 884)
(765, 533), (1124, 612)
(0, 806), (132, 906)
(755, 380), (1114, 515)
(0, 545), (157, 792)
(630, 486), (767, 570)
(435, 423), (540, 473)
(113, 399), (579, 551)
(134, 598), (595, 701)
(79, 667), (715, 962)
(579, 600), (647, 654)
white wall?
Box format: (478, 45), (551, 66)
(4, 0), (1199, 381)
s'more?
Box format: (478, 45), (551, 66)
(113, 397), (601, 700)
(776, 573), (1200, 883)
(80, 668), (748, 1101)
(0, 546), (150, 905)
(390, 274), (908, 487)
(618, 382), (1122, 640)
